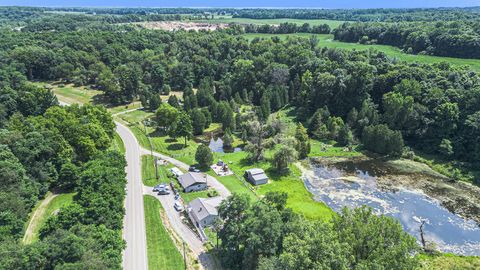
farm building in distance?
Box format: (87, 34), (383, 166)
(244, 168), (268, 185)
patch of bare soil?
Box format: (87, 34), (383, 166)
(312, 156), (480, 224)
(134, 21), (228, 31)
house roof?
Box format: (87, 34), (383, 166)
(246, 168), (265, 175)
(178, 172), (207, 189)
(246, 168), (268, 182)
(188, 197), (223, 222)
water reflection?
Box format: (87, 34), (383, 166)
(208, 136), (241, 153)
(304, 165), (480, 256)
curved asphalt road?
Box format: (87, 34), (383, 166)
(117, 122), (148, 270)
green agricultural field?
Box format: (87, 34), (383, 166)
(193, 17), (345, 29)
(242, 33), (480, 72)
(23, 192), (75, 244)
(143, 195), (185, 270)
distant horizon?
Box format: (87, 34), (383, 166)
(1, 0), (479, 9)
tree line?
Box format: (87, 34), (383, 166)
(231, 7), (480, 22)
(243, 22), (331, 34)
(333, 21), (480, 59)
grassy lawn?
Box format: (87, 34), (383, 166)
(117, 109), (154, 124)
(419, 253), (480, 270)
(214, 150), (335, 221)
(193, 17), (346, 29)
(111, 132), (126, 154)
(49, 83), (103, 105)
(144, 195), (185, 270)
(141, 155), (174, 186)
(130, 123), (198, 165)
(309, 140), (363, 158)
(242, 33), (480, 72)
(23, 192), (75, 244)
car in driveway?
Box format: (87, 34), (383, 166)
(157, 188), (170, 195)
(188, 166), (201, 173)
(153, 184), (168, 192)
(174, 201), (184, 212)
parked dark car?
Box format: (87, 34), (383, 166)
(157, 188), (170, 195)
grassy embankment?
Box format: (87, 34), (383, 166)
(241, 33), (480, 72)
(23, 192), (75, 244)
(143, 195), (185, 270)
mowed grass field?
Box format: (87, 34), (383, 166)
(193, 16), (345, 29)
(143, 195), (185, 270)
(242, 33), (480, 72)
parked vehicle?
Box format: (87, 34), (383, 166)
(188, 166), (200, 173)
(153, 184), (168, 192)
(174, 201), (184, 212)
(157, 188), (170, 195)
(174, 193), (180, 200)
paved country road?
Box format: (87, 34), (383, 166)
(117, 122), (148, 270)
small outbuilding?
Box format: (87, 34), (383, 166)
(178, 172), (208, 193)
(244, 168), (268, 186)
(188, 197), (223, 228)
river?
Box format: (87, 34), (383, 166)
(302, 164), (480, 256)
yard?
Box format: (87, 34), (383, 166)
(143, 195), (185, 270)
(213, 150), (335, 221)
(141, 155), (216, 204)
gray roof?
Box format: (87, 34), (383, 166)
(178, 172), (207, 188)
(188, 197), (223, 221)
(246, 168), (268, 181)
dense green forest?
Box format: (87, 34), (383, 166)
(0, 38), (126, 268)
(334, 21), (480, 59)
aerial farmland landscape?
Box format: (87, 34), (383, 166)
(0, 1), (479, 270)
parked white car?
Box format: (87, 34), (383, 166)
(174, 201), (184, 212)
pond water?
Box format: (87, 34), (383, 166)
(208, 136), (241, 153)
(303, 165), (480, 256)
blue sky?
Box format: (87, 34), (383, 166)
(1, 0), (479, 9)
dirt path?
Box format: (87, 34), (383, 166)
(23, 192), (57, 244)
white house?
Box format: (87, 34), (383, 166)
(245, 168), (268, 185)
(188, 197), (223, 228)
(178, 172), (208, 193)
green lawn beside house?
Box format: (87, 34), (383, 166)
(143, 195), (185, 270)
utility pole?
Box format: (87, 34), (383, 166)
(154, 156), (159, 180)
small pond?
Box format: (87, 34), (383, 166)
(303, 165), (480, 256)
(208, 136), (241, 153)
